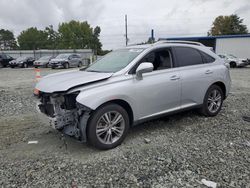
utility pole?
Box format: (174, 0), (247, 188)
(151, 29), (155, 43)
(125, 15), (128, 46)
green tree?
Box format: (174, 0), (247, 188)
(0, 29), (17, 50)
(17, 27), (48, 50)
(44, 25), (59, 49)
(57, 20), (102, 54)
(208, 14), (248, 36)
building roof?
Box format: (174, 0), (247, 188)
(159, 34), (250, 41)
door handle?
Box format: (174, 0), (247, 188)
(205, 70), (213, 74)
(170, 75), (180, 80)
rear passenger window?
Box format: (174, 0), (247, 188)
(175, 47), (203, 67)
(200, 51), (215, 63)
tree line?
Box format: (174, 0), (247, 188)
(0, 20), (102, 55)
(0, 15), (248, 53)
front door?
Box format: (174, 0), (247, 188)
(132, 48), (181, 120)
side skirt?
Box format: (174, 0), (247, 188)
(132, 104), (203, 126)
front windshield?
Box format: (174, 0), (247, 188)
(86, 49), (143, 73)
(55, 54), (69, 59)
(39, 56), (51, 60)
(16, 57), (27, 61)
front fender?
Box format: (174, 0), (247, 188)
(76, 85), (138, 118)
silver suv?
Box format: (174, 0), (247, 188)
(35, 41), (231, 150)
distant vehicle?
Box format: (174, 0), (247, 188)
(35, 41), (231, 150)
(0, 53), (14, 67)
(9, 56), (35, 68)
(34, 56), (54, 68)
(218, 54), (248, 68)
(49, 54), (83, 69)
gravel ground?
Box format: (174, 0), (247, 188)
(0, 67), (250, 187)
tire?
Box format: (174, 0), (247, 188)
(45, 63), (48, 68)
(64, 63), (69, 69)
(78, 61), (82, 67)
(200, 85), (223, 117)
(51, 66), (55, 69)
(87, 104), (130, 150)
(230, 62), (236, 68)
(10, 66), (15, 68)
(34, 66), (38, 68)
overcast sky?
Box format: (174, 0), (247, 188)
(0, 0), (250, 50)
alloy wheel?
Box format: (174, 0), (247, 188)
(96, 111), (125, 145)
(207, 89), (222, 113)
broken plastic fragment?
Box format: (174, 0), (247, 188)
(28, 141), (38, 144)
(201, 179), (217, 188)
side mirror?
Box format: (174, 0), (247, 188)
(136, 62), (154, 80)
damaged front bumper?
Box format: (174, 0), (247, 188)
(35, 92), (91, 142)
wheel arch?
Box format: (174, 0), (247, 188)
(94, 99), (134, 126)
(211, 81), (226, 99)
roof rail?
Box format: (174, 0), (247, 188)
(154, 40), (205, 46)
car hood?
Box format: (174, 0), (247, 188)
(35, 70), (113, 93)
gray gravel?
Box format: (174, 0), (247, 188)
(0, 67), (250, 187)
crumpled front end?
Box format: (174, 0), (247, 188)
(36, 92), (91, 142)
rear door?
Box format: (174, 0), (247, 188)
(173, 46), (215, 108)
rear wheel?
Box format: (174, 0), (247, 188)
(87, 104), (129, 150)
(230, 62), (237, 68)
(64, 63), (69, 69)
(200, 85), (223, 117)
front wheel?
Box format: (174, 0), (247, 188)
(87, 104), (130, 150)
(200, 85), (223, 117)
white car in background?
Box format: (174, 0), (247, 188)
(218, 54), (249, 68)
